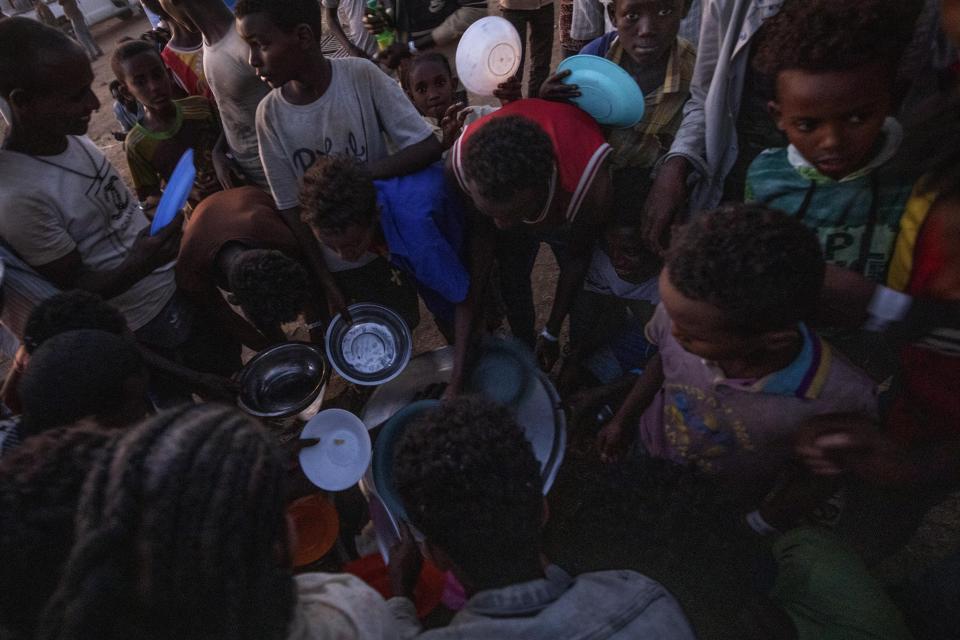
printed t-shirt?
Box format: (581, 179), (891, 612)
(0, 136), (176, 331)
(638, 304), (878, 480)
(203, 27), (270, 188)
(746, 118), (913, 282)
(176, 186), (301, 297)
(451, 99), (611, 224)
(255, 57), (434, 210)
(161, 42), (213, 100)
(125, 96), (222, 202)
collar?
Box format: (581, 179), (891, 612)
(465, 566), (573, 617)
(707, 324), (833, 399)
(134, 101), (184, 141)
(608, 37), (694, 100)
(523, 165), (557, 225)
(786, 117), (903, 183)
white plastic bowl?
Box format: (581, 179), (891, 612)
(455, 16), (522, 96)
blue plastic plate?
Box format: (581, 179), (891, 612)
(150, 148), (195, 236)
(557, 55), (645, 128)
(372, 399), (440, 523)
(466, 337), (537, 408)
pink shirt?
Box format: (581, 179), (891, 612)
(638, 305), (878, 481)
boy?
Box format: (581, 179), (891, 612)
(113, 39), (222, 208)
(450, 100), (613, 371)
(0, 18), (179, 344)
(159, 0), (270, 189)
(323, 0), (377, 59)
(387, 397), (697, 638)
(597, 205), (877, 491)
(140, 0), (211, 99)
(176, 186), (324, 350)
(745, 0), (916, 283)
(59, 0), (103, 60)
(542, 0), (695, 189)
(235, 0), (441, 318)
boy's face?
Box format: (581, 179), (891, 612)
(407, 59), (454, 120)
(770, 64), (891, 180)
(614, 0), (684, 66)
(237, 13), (309, 89)
(605, 226), (660, 283)
(14, 48), (100, 137)
(313, 222), (376, 263)
(659, 269), (764, 362)
(119, 52), (172, 112)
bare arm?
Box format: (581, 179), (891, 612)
(597, 353), (665, 463)
(366, 135), (443, 180)
(324, 6), (369, 58)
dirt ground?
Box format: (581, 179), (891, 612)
(12, 10), (960, 639)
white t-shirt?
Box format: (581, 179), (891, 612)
(583, 247), (660, 303)
(203, 27), (270, 188)
(323, 0), (378, 56)
(0, 136), (176, 331)
(255, 57), (435, 210)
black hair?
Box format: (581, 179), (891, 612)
(300, 155), (378, 233)
(229, 249), (310, 331)
(393, 397), (544, 587)
(462, 116), (555, 202)
(0, 17), (82, 97)
(23, 290), (128, 354)
(0, 425), (117, 640)
(234, 0), (321, 33)
(609, 0), (690, 21)
(753, 0), (918, 80)
(19, 329), (145, 438)
(37, 403), (294, 640)
(665, 204), (824, 332)
(110, 37), (162, 81)
(399, 51), (452, 94)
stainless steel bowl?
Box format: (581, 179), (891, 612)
(325, 304), (412, 386)
(238, 343), (330, 419)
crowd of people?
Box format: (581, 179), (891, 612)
(1, 0), (959, 637)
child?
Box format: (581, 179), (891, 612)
(109, 78), (144, 138)
(176, 186), (325, 350)
(112, 39), (222, 208)
(542, 0), (695, 189)
(597, 205), (877, 492)
(745, 0), (916, 284)
(386, 397), (697, 637)
(163, 0), (270, 189)
(300, 156), (472, 389)
(35, 404), (403, 640)
(323, 0), (377, 59)
(560, 205), (661, 409)
(235, 0), (441, 320)
(400, 52), (515, 151)
(140, 0), (212, 100)
(451, 100), (613, 371)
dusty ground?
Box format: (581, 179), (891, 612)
(9, 10), (960, 639)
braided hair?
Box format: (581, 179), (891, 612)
(0, 425), (117, 640)
(38, 404), (295, 640)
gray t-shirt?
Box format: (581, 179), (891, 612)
(203, 27), (270, 188)
(0, 137), (176, 331)
(255, 57), (434, 210)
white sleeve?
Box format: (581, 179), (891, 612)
(0, 193), (76, 266)
(255, 98), (302, 211)
(367, 62), (436, 150)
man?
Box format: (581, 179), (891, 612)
(386, 397), (698, 639)
(58, 0), (103, 60)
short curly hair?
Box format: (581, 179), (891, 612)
(665, 204), (824, 332)
(229, 249), (309, 331)
(753, 0), (918, 79)
(0, 425), (117, 639)
(399, 52), (453, 95)
(393, 397), (544, 585)
(462, 116), (555, 202)
(23, 290), (128, 354)
(233, 0), (321, 33)
(110, 37), (161, 82)
(299, 155), (378, 234)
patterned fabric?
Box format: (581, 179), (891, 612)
(583, 36), (696, 171)
(161, 44), (212, 100)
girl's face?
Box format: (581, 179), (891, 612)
(407, 59), (454, 120)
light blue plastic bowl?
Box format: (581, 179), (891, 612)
(557, 55), (645, 128)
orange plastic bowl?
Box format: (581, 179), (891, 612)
(288, 494), (340, 568)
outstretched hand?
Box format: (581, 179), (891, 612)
(493, 76), (523, 104)
(539, 69), (580, 102)
(440, 102), (471, 150)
